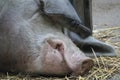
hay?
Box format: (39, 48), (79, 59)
(93, 27), (120, 55)
(85, 57), (120, 80)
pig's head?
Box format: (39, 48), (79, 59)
(0, 0), (94, 76)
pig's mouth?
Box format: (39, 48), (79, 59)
(43, 38), (94, 76)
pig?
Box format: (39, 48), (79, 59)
(0, 0), (94, 76)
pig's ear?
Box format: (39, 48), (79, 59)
(40, 0), (63, 15)
(40, 0), (80, 20)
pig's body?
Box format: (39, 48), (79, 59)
(0, 0), (93, 76)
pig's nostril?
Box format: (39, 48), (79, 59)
(70, 59), (94, 76)
(55, 44), (62, 50)
(46, 39), (65, 54)
(81, 59), (94, 75)
(82, 60), (93, 69)
(54, 43), (65, 54)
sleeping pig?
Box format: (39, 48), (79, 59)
(0, 0), (94, 76)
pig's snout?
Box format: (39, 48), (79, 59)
(71, 58), (94, 76)
(42, 38), (94, 76)
(63, 47), (94, 76)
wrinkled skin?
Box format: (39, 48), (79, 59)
(0, 0), (94, 76)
